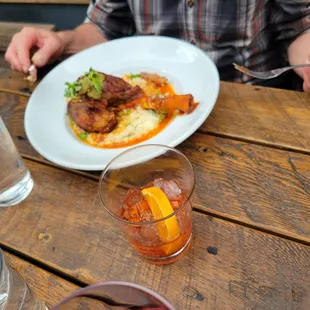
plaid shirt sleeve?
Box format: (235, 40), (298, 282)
(84, 0), (136, 40)
(271, 1), (310, 43)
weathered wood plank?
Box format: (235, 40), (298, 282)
(3, 251), (79, 309)
(203, 82), (310, 152)
(1, 90), (310, 242)
(179, 134), (310, 243)
(0, 52), (9, 69)
(0, 67), (36, 95)
(0, 53), (66, 96)
(0, 92), (44, 159)
(0, 162), (309, 310)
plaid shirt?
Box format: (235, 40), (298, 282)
(85, 0), (310, 86)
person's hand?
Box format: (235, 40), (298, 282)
(5, 27), (64, 74)
(302, 60), (310, 92)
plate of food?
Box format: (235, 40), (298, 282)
(24, 36), (220, 171)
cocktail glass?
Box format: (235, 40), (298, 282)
(99, 144), (195, 264)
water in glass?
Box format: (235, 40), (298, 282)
(0, 117), (34, 207)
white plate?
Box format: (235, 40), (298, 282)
(25, 36), (220, 171)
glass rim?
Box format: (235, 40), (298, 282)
(50, 281), (176, 310)
(0, 248), (3, 274)
(98, 144), (195, 226)
(0, 116), (6, 127)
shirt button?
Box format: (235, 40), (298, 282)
(187, 0), (195, 8)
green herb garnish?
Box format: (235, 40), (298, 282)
(64, 82), (82, 98)
(173, 110), (179, 117)
(70, 120), (76, 126)
(158, 114), (166, 122)
(129, 73), (141, 79)
(64, 68), (105, 99)
(125, 109), (131, 115)
(118, 111), (125, 117)
(158, 109), (168, 122)
(79, 132), (88, 140)
(87, 68), (103, 93)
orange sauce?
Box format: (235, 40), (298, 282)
(96, 114), (174, 149)
(69, 79), (185, 149)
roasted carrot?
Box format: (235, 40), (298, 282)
(161, 94), (194, 113)
(138, 94), (195, 114)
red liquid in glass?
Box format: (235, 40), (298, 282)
(121, 178), (192, 261)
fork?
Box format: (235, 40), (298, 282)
(232, 63), (310, 79)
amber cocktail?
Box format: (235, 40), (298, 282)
(99, 145), (195, 264)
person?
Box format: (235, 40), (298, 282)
(4, 0), (310, 91)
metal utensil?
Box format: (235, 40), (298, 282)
(233, 62), (310, 80)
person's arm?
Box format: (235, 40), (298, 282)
(57, 23), (107, 55)
(5, 0), (135, 72)
(289, 31), (310, 91)
(288, 31), (310, 78)
(271, 1), (310, 90)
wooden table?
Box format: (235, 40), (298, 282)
(1, 61), (310, 310)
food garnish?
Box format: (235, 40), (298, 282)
(79, 132), (88, 140)
(64, 82), (82, 98)
(129, 73), (141, 79)
(64, 68), (105, 99)
(141, 186), (180, 243)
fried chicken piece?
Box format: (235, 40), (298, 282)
(68, 100), (117, 134)
(75, 72), (144, 103)
(103, 74), (145, 104)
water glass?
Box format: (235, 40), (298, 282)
(0, 117), (34, 207)
(99, 144), (195, 264)
(0, 248), (47, 309)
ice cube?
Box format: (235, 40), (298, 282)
(122, 187), (154, 222)
(123, 187), (143, 208)
(138, 225), (161, 244)
(153, 178), (182, 199)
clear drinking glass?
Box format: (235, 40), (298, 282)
(51, 281), (176, 310)
(99, 144), (195, 265)
(0, 248), (47, 309)
(0, 117), (34, 207)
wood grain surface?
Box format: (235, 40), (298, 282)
(0, 161), (309, 309)
(2, 55), (310, 310)
(179, 135), (310, 243)
(3, 251), (79, 309)
(1, 92), (310, 243)
(0, 68), (37, 96)
(202, 82), (310, 153)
